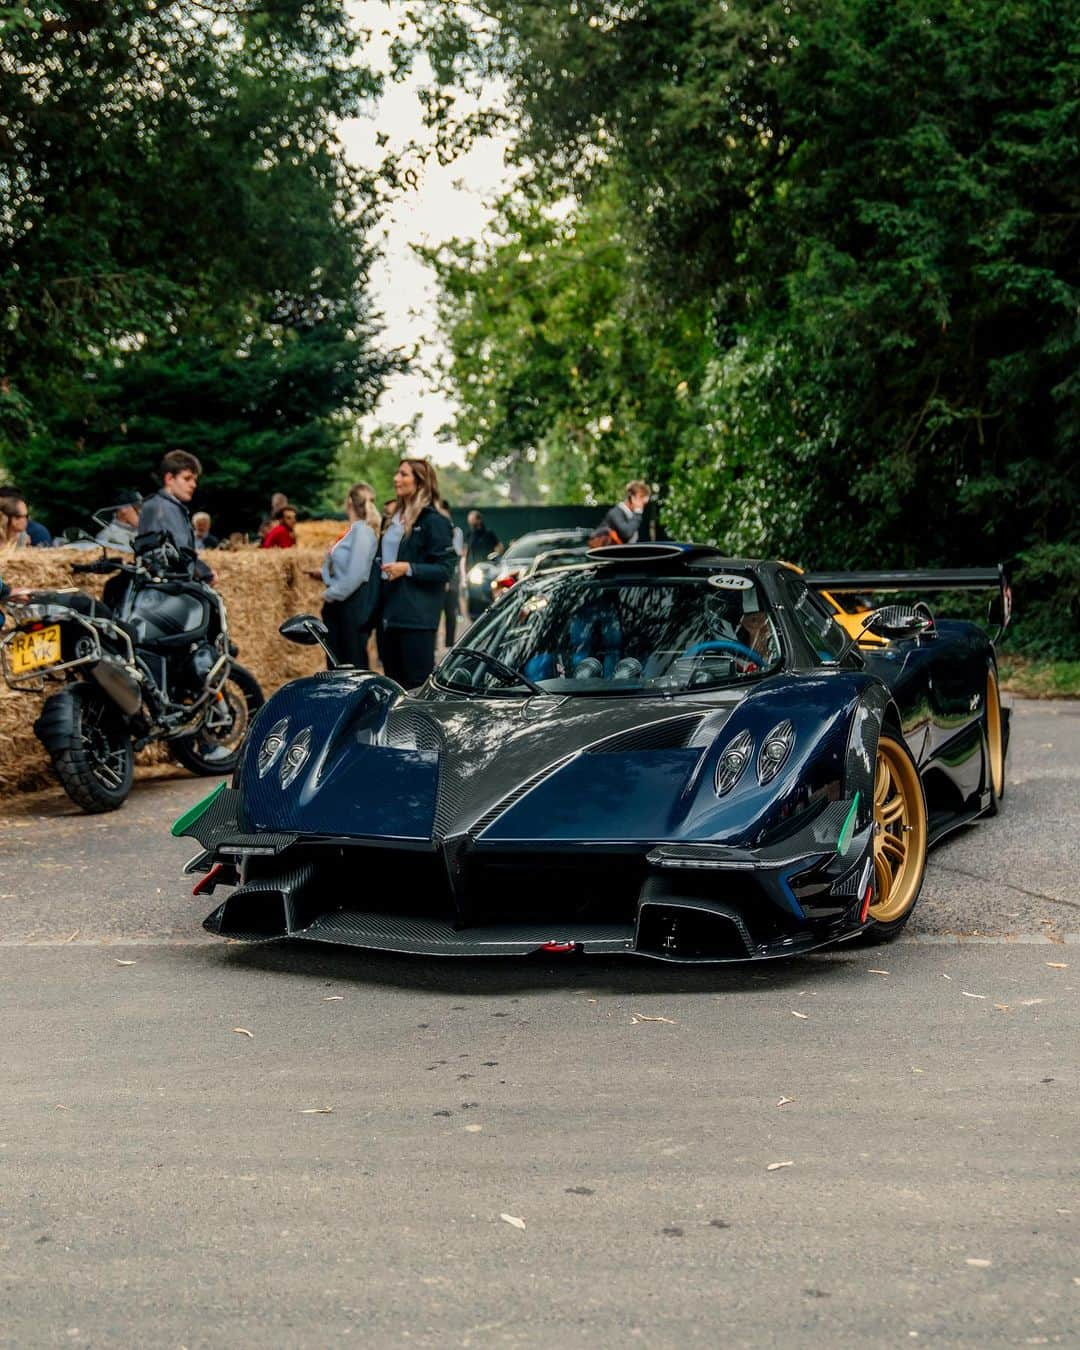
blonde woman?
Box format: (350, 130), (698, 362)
(318, 482), (379, 668)
(378, 458), (456, 687)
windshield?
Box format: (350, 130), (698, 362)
(437, 572), (782, 696)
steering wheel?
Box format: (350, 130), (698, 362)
(682, 638), (762, 672)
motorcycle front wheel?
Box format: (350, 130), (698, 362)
(168, 664), (264, 777)
(45, 685), (135, 813)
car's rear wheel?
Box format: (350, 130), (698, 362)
(985, 665), (1005, 812)
(865, 733), (928, 941)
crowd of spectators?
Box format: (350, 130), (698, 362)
(1, 449), (651, 690)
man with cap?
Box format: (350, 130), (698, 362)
(95, 490), (142, 551)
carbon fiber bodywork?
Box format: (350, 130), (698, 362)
(179, 553), (1008, 963)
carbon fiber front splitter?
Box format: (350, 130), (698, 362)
(202, 900), (862, 962)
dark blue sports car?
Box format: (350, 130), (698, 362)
(175, 544), (1010, 963)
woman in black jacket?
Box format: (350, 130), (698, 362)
(379, 459), (456, 688)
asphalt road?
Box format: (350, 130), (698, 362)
(1, 699), (1077, 1347)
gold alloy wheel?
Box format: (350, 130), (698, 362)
(986, 668), (1004, 799)
(870, 735), (928, 925)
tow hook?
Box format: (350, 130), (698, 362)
(192, 861), (238, 896)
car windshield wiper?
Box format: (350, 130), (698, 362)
(445, 646), (544, 695)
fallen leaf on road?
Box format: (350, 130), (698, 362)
(114, 959), (137, 966)
(790, 1010), (809, 1020)
(1046, 963), (1068, 969)
(767, 1160), (795, 1171)
(500, 1213), (526, 1230)
(54, 1104), (68, 1111)
(868, 969), (889, 976)
(777, 1096), (795, 1107)
(300, 1107), (333, 1114)
(961, 992), (987, 1000)
(631, 1013), (677, 1024)
(1017, 999), (1045, 1007)
(942, 973), (952, 980)
(464, 1123), (483, 1133)
(965, 1258), (992, 1268)
(994, 1004), (1010, 1012)
(232, 1027), (254, 1038)
(911, 1067), (924, 1074)
(323, 995), (344, 1001)
(64, 930), (79, 943)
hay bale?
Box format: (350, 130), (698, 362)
(0, 547), (331, 797)
(293, 519), (344, 550)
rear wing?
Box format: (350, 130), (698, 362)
(803, 566), (1011, 640)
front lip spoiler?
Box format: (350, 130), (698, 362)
(203, 903), (864, 963)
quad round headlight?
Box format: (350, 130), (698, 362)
(279, 727), (313, 788)
(257, 717), (289, 778)
(715, 729), (754, 796)
(757, 719), (795, 784)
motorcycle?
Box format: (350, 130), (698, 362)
(0, 529), (263, 812)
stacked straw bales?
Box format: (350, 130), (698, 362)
(0, 547), (328, 797)
(294, 519), (346, 550)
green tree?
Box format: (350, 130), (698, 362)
(414, 0), (1080, 651)
(0, 1), (395, 529)
(424, 189), (710, 506)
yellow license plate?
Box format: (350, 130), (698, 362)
(9, 624), (62, 675)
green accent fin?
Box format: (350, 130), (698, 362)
(171, 781), (227, 837)
(836, 791), (861, 856)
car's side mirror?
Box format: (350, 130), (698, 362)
(986, 586), (1011, 634)
(279, 613), (339, 667)
(279, 614), (328, 645)
(864, 605), (934, 640)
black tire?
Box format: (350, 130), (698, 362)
(168, 664), (264, 777)
(861, 731), (929, 944)
(47, 685), (134, 813)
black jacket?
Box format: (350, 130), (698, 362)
(381, 506), (456, 631)
(138, 489), (212, 581)
(602, 502), (642, 544)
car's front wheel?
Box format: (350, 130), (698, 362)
(864, 733), (928, 942)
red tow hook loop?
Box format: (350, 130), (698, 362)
(193, 862), (225, 897)
(539, 941), (578, 954)
(858, 883), (873, 924)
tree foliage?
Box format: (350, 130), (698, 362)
(423, 188), (710, 505)
(0, 0), (395, 529)
(415, 0), (1080, 653)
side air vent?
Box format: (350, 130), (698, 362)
(585, 714), (706, 754)
(382, 708), (443, 754)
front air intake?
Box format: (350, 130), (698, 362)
(204, 861), (320, 939)
(635, 897), (754, 961)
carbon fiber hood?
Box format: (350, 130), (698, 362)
(238, 672), (738, 841)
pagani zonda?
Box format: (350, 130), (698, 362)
(176, 545), (1010, 963)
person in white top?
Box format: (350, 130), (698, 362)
(312, 483), (379, 668)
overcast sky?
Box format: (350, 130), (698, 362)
(338, 2), (510, 465)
